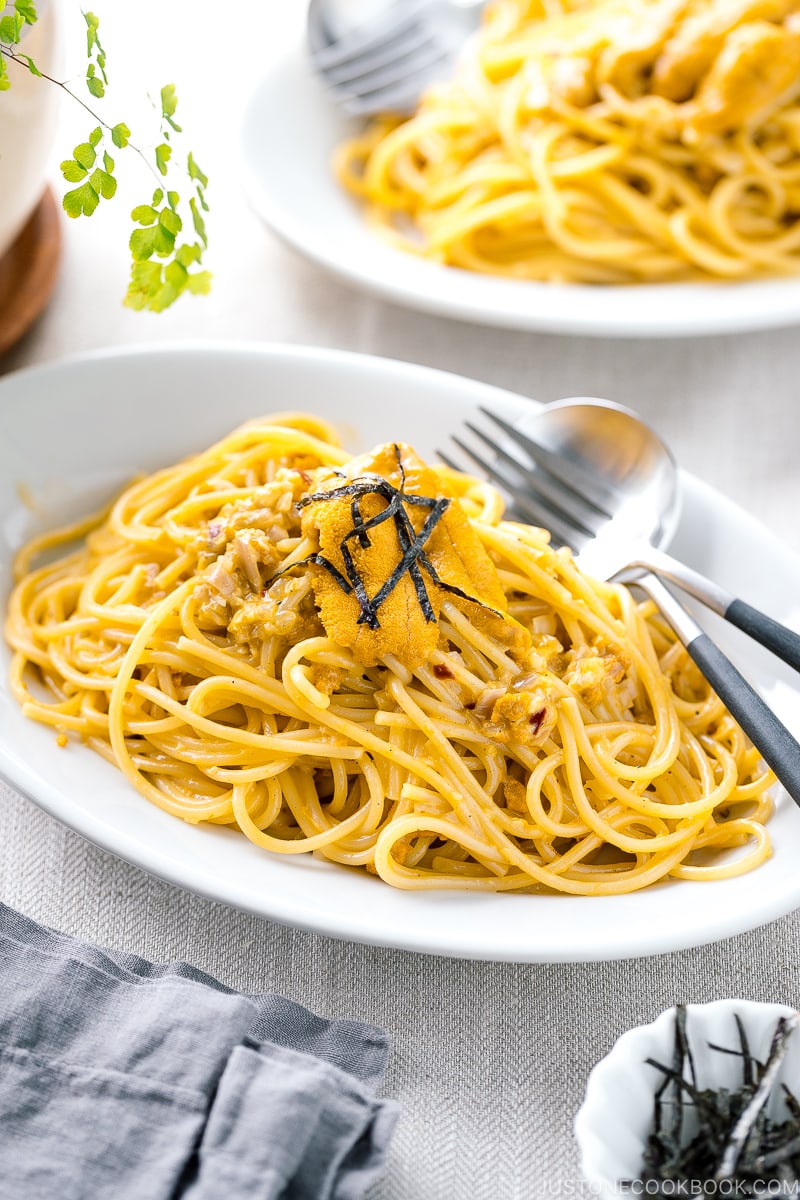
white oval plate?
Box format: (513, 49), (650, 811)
(2, 344), (800, 961)
(240, 40), (800, 339)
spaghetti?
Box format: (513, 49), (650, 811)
(5, 414), (773, 894)
(336, 0), (800, 283)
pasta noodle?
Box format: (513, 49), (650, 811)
(336, 0), (800, 283)
(5, 413), (773, 894)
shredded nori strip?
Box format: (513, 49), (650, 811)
(633, 1004), (800, 1195)
(279, 446), (503, 629)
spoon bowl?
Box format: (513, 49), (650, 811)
(511, 396), (681, 580)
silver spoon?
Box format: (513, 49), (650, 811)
(444, 397), (800, 803)
(456, 397), (800, 673)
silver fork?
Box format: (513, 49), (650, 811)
(442, 403), (800, 805)
(307, 0), (485, 117)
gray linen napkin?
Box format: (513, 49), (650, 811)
(0, 902), (398, 1200)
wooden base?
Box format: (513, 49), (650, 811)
(0, 188), (62, 358)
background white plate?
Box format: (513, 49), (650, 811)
(2, 344), (800, 962)
(240, 41), (800, 339)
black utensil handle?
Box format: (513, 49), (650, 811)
(642, 549), (800, 677)
(687, 633), (800, 805)
(725, 599), (800, 674)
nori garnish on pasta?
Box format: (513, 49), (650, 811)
(288, 446), (502, 630)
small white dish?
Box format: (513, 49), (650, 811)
(2, 344), (800, 962)
(575, 999), (800, 1191)
(240, 39), (800, 340)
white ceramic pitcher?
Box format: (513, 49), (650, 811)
(0, 0), (64, 258)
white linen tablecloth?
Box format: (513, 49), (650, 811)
(2, 3), (800, 1195)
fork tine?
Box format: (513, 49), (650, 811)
(478, 408), (619, 514)
(447, 437), (590, 552)
(330, 41), (447, 107)
(317, 24), (434, 87)
(436, 449), (463, 473)
(448, 436), (550, 526)
(310, 7), (424, 70)
(509, 507), (579, 554)
(336, 40), (447, 100)
(507, 497), (587, 555)
(343, 60), (450, 115)
(464, 421), (607, 538)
